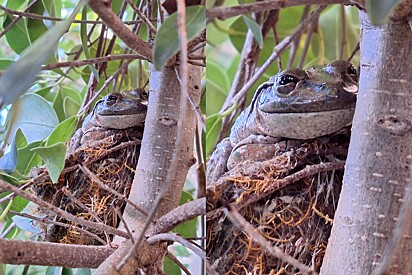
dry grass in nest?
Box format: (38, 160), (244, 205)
(32, 127), (142, 245)
(207, 128), (351, 274)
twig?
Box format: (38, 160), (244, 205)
(0, 0), (40, 39)
(79, 164), (148, 216)
(224, 204), (318, 274)
(148, 233), (206, 260)
(9, 210), (107, 245)
(125, 0), (157, 33)
(151, 197), (206, 235)
(340, 4), (347, 60)
(41, 54), (144, 70)
(0, 179), (129, 239)
(87, 0), (153, 61)
(0, 221), (16, 238)
(207, 161), (345, 219)
(166, 251), (192, 275)
(0, 4), (150, 25)
(113, 206), (135, 244)
(61, 186), (112, 245)
(207, 0), (348, 20)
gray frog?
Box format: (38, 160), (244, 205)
(207, 60), (358, 185)
(69, 89), (148, 152)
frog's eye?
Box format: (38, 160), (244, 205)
(106, 94), (119, 105)
(276, 74), (299, 96)
(278, 75), (299, 86)
(348, 65), (357, 76)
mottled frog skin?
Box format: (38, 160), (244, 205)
(207, 60), (358, 184)
(69, 90), (148, 152)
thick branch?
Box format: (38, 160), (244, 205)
(0, 239), (114, 268)
(207, 0), (349, 20)
(87, 0), (152, 61)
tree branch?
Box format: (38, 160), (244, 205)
(151, 197), (205, 235)
(0, 239), (114, 268)
(41, 54), (145, 70)
(87, 0), (152, 61)
(148, 233), (205, 260)
(207, 0), (349, 20)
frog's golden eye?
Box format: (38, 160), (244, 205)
(106, 94), (119, 105)
(348, 65), (357, 76)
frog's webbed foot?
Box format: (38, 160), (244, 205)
(227, 135), (282, 170)
(206, 138), (232, 186)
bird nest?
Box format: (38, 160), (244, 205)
(32, 126), (143, 245)
(206, 128), (351, 274)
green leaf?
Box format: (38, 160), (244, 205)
(3, 15), (30, 54)
(46, 116), (79, 146)
(205, 61), (230, 116)
(0, 0), (86, 108)
(64, 97), (81, 118)
(4, 93), (59, 144)
(27, 1), (48, 43)
(164, 257), (181, 275)
(46, 267), (63, 275)
(367, 0), (402, 25)
(15, 128), (27, 149)
(205, 114), (222, 157)
(0, 171), (20, 185)
(31, 143), (66, 183)
(0, 59), (13, 70)
(16, 141), (42, 175)
(153, 5), (205, 69)
(242, 15), (263, 49)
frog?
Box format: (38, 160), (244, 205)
(69, 89), (148, 152)
(33, 89), (148, 245)
(207, 60), (358, 185)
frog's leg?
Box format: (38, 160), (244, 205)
(227, 135), (282, 170)
(206, 138), (232, 186)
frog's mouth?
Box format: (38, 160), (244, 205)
(95, 113), (147, 129)
(259, 99), (357, 113)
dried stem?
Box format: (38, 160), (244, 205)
(87, 0), (153, 61)
(41, 54), (144, 70)
(207, 0), (348, 20)
(224, 205), (318, 274)
(0, 179), (129, 239)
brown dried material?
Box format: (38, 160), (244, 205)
(206, 128), (351, 274)
(32, 126), (143, 245)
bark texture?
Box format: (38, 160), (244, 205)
(95, 65), (201, 273)
(0, 239), (114, 268)
(321, 12), (412, 274)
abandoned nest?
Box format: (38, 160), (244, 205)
(206, 127), (351, 274)
(32, 126), (143, 245)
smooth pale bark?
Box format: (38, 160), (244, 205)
(95, 65), (201, 274)
(321, 13), (412, 274)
